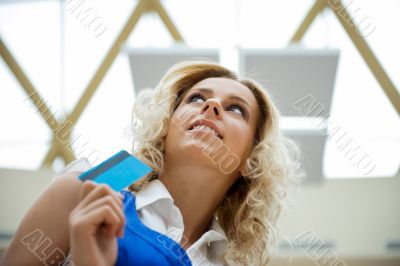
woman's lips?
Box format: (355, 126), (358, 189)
(189, 124), (222, 139)
(187, 119), (223, 139)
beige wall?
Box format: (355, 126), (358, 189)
(0, 167), (54, 249)
(277, 172), (400, 257)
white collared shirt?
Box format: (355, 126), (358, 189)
(57, 158), (228, 266)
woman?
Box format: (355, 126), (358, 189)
(1, 61), (301, 265)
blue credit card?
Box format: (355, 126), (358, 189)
(78, 150), (152, 191)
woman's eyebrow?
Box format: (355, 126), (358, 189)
(196, 87), (251, 108)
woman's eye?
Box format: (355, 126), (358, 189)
(188, 93), (206, 104)
(227, 105), (246, 117)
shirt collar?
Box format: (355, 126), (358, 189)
(134, 179), (228, 246)
(209, 216), (227, 242)
(135, 179), (174, 211)
(206, 216), (228, 258)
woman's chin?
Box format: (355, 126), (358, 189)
(167, 133), (235, 170)
(179, 140), (225, 167)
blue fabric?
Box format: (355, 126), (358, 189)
(116, 190), (192, 266)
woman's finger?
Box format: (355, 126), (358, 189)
(72, 205), (121, 238)
(78, 182), (121, 209)
(79, 180), (97, 201)
(78, 195), (125, 236)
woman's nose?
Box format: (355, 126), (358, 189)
(200, 99), (222, 119)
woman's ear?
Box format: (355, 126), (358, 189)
(238, 158), (249, 177)
(238, 165), (246, 178)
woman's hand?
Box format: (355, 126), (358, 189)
(69, 181), (125, 266)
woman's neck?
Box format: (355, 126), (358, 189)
(159, 164), (235, 249)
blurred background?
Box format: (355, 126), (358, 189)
(0, 0), (399, 265)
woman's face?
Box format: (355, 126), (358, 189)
(165, 77), (260, 176)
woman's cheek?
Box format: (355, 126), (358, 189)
(171, 106), (196, 130)
(226, 127), (252, 159)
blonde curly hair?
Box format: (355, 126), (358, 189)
(128, 60), (302, 265)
